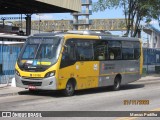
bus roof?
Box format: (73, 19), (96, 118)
(0, 41), (24, 45)
(32, 31), (140, 42)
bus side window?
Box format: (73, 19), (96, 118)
(109, 51), (114, 60)
(108, 41), (121, 60)
(76, 40), (94, 61)
(134, 42), (140, 59)
(94, 41), (108, 61)
(60, 40), (76, 68)
(122, 41), (134, 60)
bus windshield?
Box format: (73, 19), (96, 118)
(18, 36), (62, 71)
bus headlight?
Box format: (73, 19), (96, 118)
(45, 71), (56, 78)
(15, 70), (21, 76)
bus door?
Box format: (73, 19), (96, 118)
(75, 40), (99, 89)
(59, 39), (99, 90)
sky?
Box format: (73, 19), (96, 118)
(0, 0), (159, 37)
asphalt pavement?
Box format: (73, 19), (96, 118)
(0, 74), (160, 120)
(0, 74), (160, 97)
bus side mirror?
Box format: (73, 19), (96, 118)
(62, 45), (68, 54)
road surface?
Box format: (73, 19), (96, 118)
(0, 78), (160, 120)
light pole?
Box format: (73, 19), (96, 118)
(1, 17), (6, 28)
(61, 19), (64, 32)
(36, 14), (41, 33)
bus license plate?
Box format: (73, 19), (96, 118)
(28, 85), (36, 90)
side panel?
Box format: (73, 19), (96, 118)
(58, 61), (99, 90)
(99, 60), (141, 87)
(58, 35), (100, 90)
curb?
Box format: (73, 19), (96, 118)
(139, 78), (160, 81)
(0, 86), (23, 97)
(0, 84), (8, 88)
(0, 92), (19, 97)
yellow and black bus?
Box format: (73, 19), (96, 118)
(15, 31), (143, 96)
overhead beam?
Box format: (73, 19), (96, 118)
(0, 0), (81, 14)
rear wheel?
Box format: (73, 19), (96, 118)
(63, 81), (75, 96)
(112, 77), (121, 91)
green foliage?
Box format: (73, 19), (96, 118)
(93, 0), (160, 37)
(93, 0), (120, 11)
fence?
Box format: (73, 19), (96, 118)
(0, 44), (21, 84)
(143, 48), (160, 73)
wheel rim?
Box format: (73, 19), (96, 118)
(115, 80), (119, 89)
(66, 83), (74, 95)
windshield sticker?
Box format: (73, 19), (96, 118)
(93, 64), (98, 70)
(26, 60), (33, 64)
(76, 65), (79, 70)
(21, 60), (27, 63)
(37, 62), (51, 65)
(102, 63), (115, 70)
(33, 60), (38, 66)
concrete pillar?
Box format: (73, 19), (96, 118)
(73, 15), (78, 30)
(86, 15), (89, 30)
(85, 5), (89, 30)
(25, 14), (32, 36)
(151, 30), (155, 48)
(157, 35), (160, 48)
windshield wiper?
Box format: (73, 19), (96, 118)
(33, 38), (43, 66)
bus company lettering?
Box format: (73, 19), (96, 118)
(102, 63), (115, 70)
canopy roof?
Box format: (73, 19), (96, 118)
(0, 0), (81, 14)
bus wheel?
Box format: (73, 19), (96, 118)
(63, 81), (75, 96)
(112, 77), (121, 91)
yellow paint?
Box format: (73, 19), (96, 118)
(64, 34), (99, 40)
(57, 34), (100, 90)
(21, 60), (27, 63)
(15, 57), (61, 79)
(37, 62), (51, 65)
(58, 61), (99, 90)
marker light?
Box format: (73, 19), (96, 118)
(15, 70), (21, 76)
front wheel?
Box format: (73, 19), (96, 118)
(63, 81), (75, 96)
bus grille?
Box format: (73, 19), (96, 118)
(22, 77), (43, 80)
(22, 81), (42, 86)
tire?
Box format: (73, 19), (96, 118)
(28, 89), (37, 93)
(112, 77), (121, 91)
(63, 81), (75, 96)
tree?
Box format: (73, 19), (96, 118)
(93, 0), (160, 37)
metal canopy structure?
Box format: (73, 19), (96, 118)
(0, 0), (81, 14)
(0, 0), (81, 35)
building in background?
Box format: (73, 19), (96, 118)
(142, 24), (160, 73)
(72, 0), (92, 30)
(143, 24), (160, 49)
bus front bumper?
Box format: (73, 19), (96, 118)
(15, 74), (57, 90)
